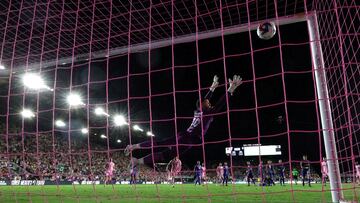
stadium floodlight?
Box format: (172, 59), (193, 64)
(21, 109), (35, 118)
(146, 131), (155, 137)
(81, 128), (88, 134)
(55, 120), (66, 127)
(117, 139), (121, 143)
(113, 115), (128, 126)
(0, 64), (5, 70)
(22, 73), (53, 91)
(133, 125), (144, 132)
(94, 107), (110, 117)
(67, 93), (84, 107)
(100, 134), (107, 139)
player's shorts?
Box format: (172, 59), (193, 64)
(171, 170), (180, 177)
(105, 171), (113, 177)
(247, 174), (253, 179)
(167, 173), (172, 181)
(131, 169), (138, 176)
(356, 173), (360, 178)
(293, 175), (298, 179)
(302, 169), (308, 177)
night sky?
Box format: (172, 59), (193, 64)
(0, 21), (322, 167)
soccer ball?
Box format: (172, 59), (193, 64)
(257, 22), (276, 40)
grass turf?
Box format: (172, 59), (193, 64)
(0, 183), (358, 203)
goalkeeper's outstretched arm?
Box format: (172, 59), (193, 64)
(212, 75), (243, 112)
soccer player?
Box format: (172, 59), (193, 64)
(104, 158), (115, 185)
(321, 157), (328, 186)
(355, 162), (360, 184)
(300, 155), (311, 187)
(194, 161), (202, 185)
(258, 161), (264, 186)
(124, 75), (243, 166)
(216, 163), (224, 185)
(223, 162), (230, 186)
(201, 163), (207, 185)
(166, 156), (182, 187)
(129, 161), (138, 185)
(292, 168), (299, 185)
(265, 160), (275, 186)
(246, 161), (256, 186)
(278, 160), (285, 186)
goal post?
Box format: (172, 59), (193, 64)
(307, 12), (343, 203)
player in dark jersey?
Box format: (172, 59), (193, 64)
(300, 155), (311, 187)
(265, 160), (275, 186)
(278, 160), (285, 186)
(129, 162), (138, 185)
(223, 162), (230, 186)
(124, 75), (242, 166)
(246, 161), (256, 186)
(194, 161), (202, 185)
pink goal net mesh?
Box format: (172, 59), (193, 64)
(0, 0), (358, 202)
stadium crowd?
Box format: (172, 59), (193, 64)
(0, 125), (356, 185)
(0, 129), (163, 182)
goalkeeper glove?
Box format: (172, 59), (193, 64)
(210, 75), (219, 92)
(227, 75), (243, 95)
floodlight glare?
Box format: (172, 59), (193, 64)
(55, 120), (66, 127)
(95, 107), (104, 115)
(81, 128), (88, 134)
(94, 107), (109, 117)
(23, 73), (52, 90)
(67, 93), (84, 106)
(21, 109), (35, 118)
(133, 125), (144, 132)
(100, 134), (107, 139)
(0, 64), (5, 70)
(113, 115), (128, 126)
(117, 139), (121, 143)
(146, 131), (155, 137)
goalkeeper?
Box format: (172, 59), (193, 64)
(125, 75), (243, 166)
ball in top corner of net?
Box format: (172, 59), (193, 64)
(257, 21), (277, 40)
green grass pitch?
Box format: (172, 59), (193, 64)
(0, 184), (358, 202)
